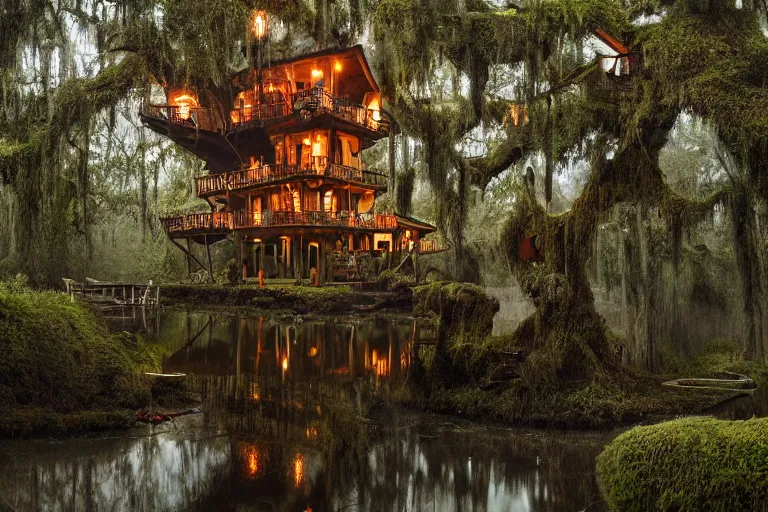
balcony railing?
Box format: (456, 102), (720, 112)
(418, 239), (446, 254)
(293, 88), (390, 134)
(144, 88), (390, 136)
(230, 102), (289, 126)
(141, 104), (226, 133)
(162, 212), (232, 233)
(233, 210), (398, 230)
(196, 164), (388, 196)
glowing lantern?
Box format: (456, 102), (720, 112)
(171, 93), (198, 120)
(282, 357), (288, 371)
(252, 11), (268, 40)
(303, 137), (312, 146)
(307, 347), (318, 357)
(368, 97), (381, 121)
(311, 69), (323, 79)
(334, 61), (342, 72)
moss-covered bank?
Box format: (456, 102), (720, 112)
(402, 282), (739, 428)
(161, 284), (368, 314)
(596, 417), (768, 511)
(0, 284), (167, 437)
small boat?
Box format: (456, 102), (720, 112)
(144, 372), (186, 382)
(662, 372), (756, 395)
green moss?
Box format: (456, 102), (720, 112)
(162, 284), (357, 314)
(0, 283), (167, 429)
(596, 417), (768, 511)
(0, 408), (135, 438)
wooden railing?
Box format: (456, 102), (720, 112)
(294, 88), (390, 134)
(418, 239), (446, 254)
(196, 164), (387, 196)
(162, 212), (232, 233)
(141, 104), (226, 133)
(233, 209), (398, 230)
(143, 88), (390, 135)
(228, 87), (390, 134)
(196, 164), (324, 195)
(230, 102), (289, 126)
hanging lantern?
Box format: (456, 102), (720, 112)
(252, 11), (268, 40)
(169, 91), (199, 120)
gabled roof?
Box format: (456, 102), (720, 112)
(268, 44), (380, 93)
(593, 28), (630, 55)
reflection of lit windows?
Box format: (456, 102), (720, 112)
(293, 454), (305, 487)
(240, 444), (261, 479)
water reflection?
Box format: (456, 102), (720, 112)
(0, 311), (611, 511)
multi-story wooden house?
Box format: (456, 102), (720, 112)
(141, 29), (438, 283)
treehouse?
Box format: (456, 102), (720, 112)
(141, 18), (440, 283)
(593, 28), (639, 79)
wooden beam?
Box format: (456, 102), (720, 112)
(170, 238), (209, 273)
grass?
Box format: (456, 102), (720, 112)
(0, 281), (168, 436)
(596, 417), (768, 511)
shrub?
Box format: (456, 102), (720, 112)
(0, 285), (165, 415)
(596, 417), (768, 512)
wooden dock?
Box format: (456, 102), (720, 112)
(64, 279), (160, 311)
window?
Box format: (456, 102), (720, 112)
(323, 191), (336, 213)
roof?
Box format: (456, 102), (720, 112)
(395, 214), (436, 233)
(593, 28), (630, 55)
(267, 45), (380, 93)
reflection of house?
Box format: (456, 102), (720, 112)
(141, 29), (441, 282)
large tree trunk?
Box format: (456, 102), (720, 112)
(730, 189), (767, 363)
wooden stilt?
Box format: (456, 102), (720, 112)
(204, 234), (215, 283)
(185, 239), (192, 277)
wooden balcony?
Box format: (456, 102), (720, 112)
(162, 212), (233, 233)
(141, 104), (226, 133)
(228, 88), (390, 135)
(232, 209), (399, 231)
(195, 164), (387, 196)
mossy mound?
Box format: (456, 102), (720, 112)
(0, 285), (166, 435)
(412, 281), (499, 336)
(596, 417), (768, 512)
(161, 284), (360, 314)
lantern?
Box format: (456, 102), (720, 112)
(170, 92), (199, 120)
(252, 11), (268, 40)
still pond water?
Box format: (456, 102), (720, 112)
(0, 311), (620, 511)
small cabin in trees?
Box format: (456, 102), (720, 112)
(140, 17), (439, 283)
(593, 28), (639, 78)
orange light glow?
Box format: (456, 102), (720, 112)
(253, 11), (268, 39)
(303, 137), (312, 146)
(171, 93), (198, 120)
(372, 349), (378, 366)
(241, 444), (260, 479)
(293, 454), (305, 487)
(282, 357), (288, 371)
(307, 347), (318, 357)
(267, 83), (274, 93)
(368, 97), (381, 121)
(311, 69), (323, 79)
(334, 61), (342, 72)
(305, 427), (318, 440)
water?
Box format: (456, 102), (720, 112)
(0, 311), (613, 512)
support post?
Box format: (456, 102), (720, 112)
(204, 234), (215, 283)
